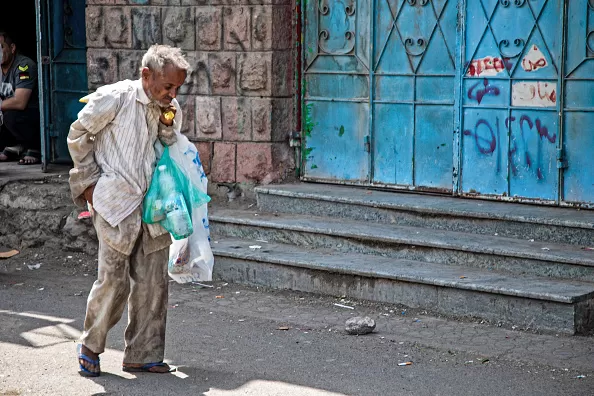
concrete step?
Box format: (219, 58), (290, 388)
(255, 184), (594, 246)
(211, 237), (594, 334)
(209, 209), (594, 282)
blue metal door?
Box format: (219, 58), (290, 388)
(373, 0), (457, 191)
(39, 0), (88, 165)
(302, 0), (457, 191)
(303, 1), (371, 183)
(302, 0), (594, 206)
(562, 1), (594, 206)
(460, 0), (563, 202)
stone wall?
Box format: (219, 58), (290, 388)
(85, 0), (296, 187)
(0, 177), (98, 256)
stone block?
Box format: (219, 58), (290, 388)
(105, 7), (132, 48)
(196, 8), (222, 51)
(248, 0), (291, 4)
(271, 50), (293, 97)
(211, 142), (237, 182)
(252, 6), (292, 50)
(86, 6), (105, 48)
(196, 96), (222, 140)
(117, 50), (144, 81)
(237, 52), (271, 96)
(222, 97), (252, 141)
(181, 0), (225, 4)
(131, 7), (162, 50)
(163, 7), (195, 50)
(176, 95), (196, 137)
(150, 0), (182, 4)
(114, 0), (180, 4)
(236, 142), (293, 183)
(179, 52), (211, 95)
(251, 98), (292, 142)
(87, 0), (116, 4)
(223, 7), (250, 51)
(87, 50), (118, 89)
(195, 142), (213, 175)
(208, 53), (236, 95)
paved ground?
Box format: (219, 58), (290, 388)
(0, 162), (69, 184)
(0, 249), (593, 396)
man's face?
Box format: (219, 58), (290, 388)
(142, 63), (187, 108)
(0, 36), (15, 68)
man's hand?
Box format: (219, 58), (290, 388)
(83, 185), (95, 206)
(159, 105), (177, 127)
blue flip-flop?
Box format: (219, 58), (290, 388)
(77, 344), (101, 377)
(122, 361), (176, 373)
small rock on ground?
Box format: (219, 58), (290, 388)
(346, 316), (376, 335)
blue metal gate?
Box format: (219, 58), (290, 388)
(38, 0), (88, 166)
(302, 0), (594, 206)
(460, 0), (562, 202)
(563, 1), (594, 205)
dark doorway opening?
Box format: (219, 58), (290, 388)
(0, 1), (38, 62)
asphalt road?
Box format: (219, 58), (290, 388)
(0, 249), (592, 396)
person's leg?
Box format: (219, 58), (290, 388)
(0, 111), (21, 161)
(122, 229), (171, 373)
(0, 124), (17, 156)
(1, 109), (41, 163)
(78, 214), (134, 374)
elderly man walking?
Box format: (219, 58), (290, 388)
(67, 45), (189, 376)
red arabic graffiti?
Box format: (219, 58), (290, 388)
(521, 45), (548, 72)
(467, 56), (511, 77)
(522, 57), (547, 72)
(512, 81), (557, 107)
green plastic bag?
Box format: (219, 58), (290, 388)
(143, 146), (211, 240)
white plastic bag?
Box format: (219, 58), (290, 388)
(166, 132), (214, 283)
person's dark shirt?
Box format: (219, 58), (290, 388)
(0, 53), (38, 109)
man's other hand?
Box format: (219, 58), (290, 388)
(83, 185), (95, 205)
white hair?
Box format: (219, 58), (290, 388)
(141, 44), (190, 73)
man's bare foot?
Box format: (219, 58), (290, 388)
(0, 152), (8, 161)
(18, 155), (40, 165)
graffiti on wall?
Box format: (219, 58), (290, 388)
(512, 81), (557, 107)
(467, 78), (500, 104)
(463, 114), (556, 180)
(466, 56), (511, 77)
(521, 45), (548, 72)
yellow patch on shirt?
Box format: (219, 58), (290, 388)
(19, 75), (30, 80)
(18, 65), (29, 72)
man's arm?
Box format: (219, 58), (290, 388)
(1, 88), (32, 111)
(68, 120), (101, 207)
(2, 57), (37, 111)
(67, 90), (120, 207)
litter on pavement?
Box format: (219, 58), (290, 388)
(334, 303), (355, 310)
(0, 250), (19, 259)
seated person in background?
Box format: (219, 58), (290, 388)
(0, 31), (40, 165)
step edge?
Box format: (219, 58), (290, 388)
(212, 248), (594, 304)
(255, 187), (594, 230)
(210, 214), (594, 268)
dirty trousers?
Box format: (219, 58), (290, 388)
(80, 213), (170, 364)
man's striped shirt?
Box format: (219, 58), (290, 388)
(67, 79), (180, 228)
